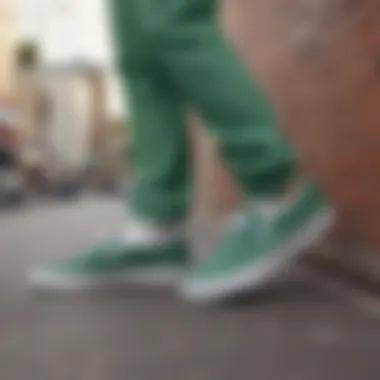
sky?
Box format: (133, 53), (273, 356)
(16, 0), (124, 115)
(17, 0), (111, 64)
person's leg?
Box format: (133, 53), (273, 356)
(152, 0), (333, 301)
(155, 4), (294, 195)
(28, 0), (192, 291)
(122, 70), (192, 222)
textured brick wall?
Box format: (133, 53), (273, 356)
(198, 0), (380, 248)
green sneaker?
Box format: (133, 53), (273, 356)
(29, 237), (189, 292)
(181, 182), (333, 303)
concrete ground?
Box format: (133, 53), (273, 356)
(1, 195), (380, 380)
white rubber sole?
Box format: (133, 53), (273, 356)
(28, 266), (186, 293)
(180, 208), (334, 304)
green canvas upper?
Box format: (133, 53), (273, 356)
(186, 182), (329, 281)
(40, 238), (189, 276)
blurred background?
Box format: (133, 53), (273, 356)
(2, 1), (380, 379)
(1, 0), (129, 205)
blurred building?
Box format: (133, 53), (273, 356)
(17, 61), (117, 191)
(0, 0), (16, 98)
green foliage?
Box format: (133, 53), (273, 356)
(17, 40), (40, 69)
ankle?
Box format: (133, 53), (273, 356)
(123, 217), (187, 245)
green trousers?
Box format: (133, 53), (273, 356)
(108, 0), (296, 221)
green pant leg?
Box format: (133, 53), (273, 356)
(107, 0), (192, 221)
(155, 4), (296, 196)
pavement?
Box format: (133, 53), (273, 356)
(1, 195), (380, 380)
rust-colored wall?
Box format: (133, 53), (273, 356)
(199, 0), (380, 248)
